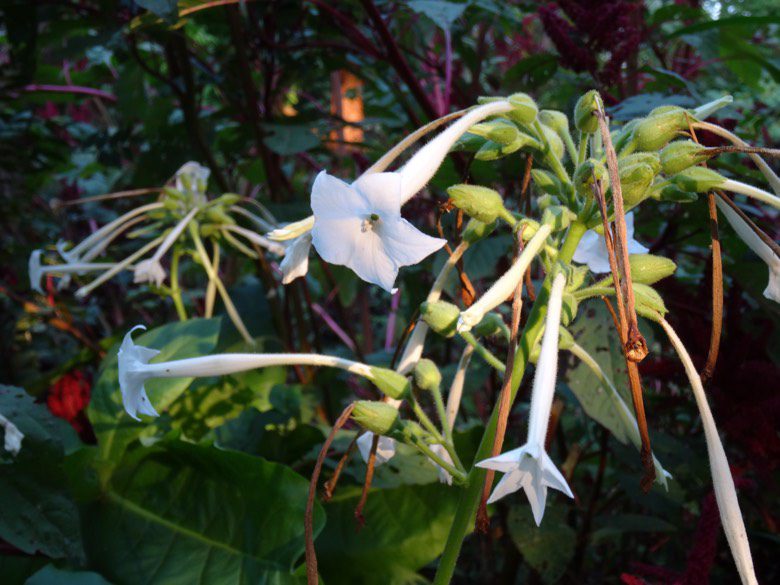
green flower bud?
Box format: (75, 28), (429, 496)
(468, 119), (520, 146)
(413, 358), (442, 392)
(660, 140), (710, 175)
(618, 163), (655, 208)
(619, 152), (662, 175)
(475, 139), (523, 161)
(628, 254), (677, 284)
(352, 401), (402, 435)
(204, 207), (234, 225)
(473, 312), (509, 340)
(536, 123), (565, 161)
(507, 92), (538, 125)
(531, 169), (563, 197)
(420, 300), (460, 338)
(565, 264), (590, 292)
(452, 132), (487, 153)
(671, 167), (725, 193)
(632, 110), (689, 151)
(613, 118), (641, 152)
(574, 158), (609, 197)
(447, 184), (513, 224)
(542, 206), (576, 232)
(649, 105), (685, 117)
(538, 110), (570, 137)
(632, 283), (668, 319)
(368, 367), (411, 399)
(462, 218), (497, 243)
(574, 90), (602, 134)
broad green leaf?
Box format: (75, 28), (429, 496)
(87, 319), (221, 473)
(26, 564), (112, 585)
(316, 484), (460, 584)
(507, 505), (575, 584)
(408, 1), (466, 31)
(83, 441), (324, 584)
(0, 385), (84, 561)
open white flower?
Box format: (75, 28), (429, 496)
(356, 432), (397, 466)
(118, 326), (162, 420)
(280, 233), (312, 285)
(0, 411), (24, 456)
(716, 197), (780, 303)
(28, 249), (116, 294)
(133, 207), (199, 287)
(476, 273), (574, 525)
(311, 171), (446, 292)
(573, 212), (648, 273)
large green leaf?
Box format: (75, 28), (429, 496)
(26, 564), (113, 585)
(507, 505), (575, 584)
(87, 319), (221, 473)
(316, 484), (460, 584)
(83, 441), (323, 585)
(0, 385), (84, 561)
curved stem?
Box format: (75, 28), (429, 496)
(170, 247), (187, 321)
(459, 331), (506, 373)
(75, 235), (165, 297)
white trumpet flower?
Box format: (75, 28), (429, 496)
(133, 207), (200, 287)
(356, 432), (397, 466)
(458, 224), (552, 332)
(573, 212), (648, 274)
(476, 273), (574, 525)
(716, 197), (780, 303)
(28, 250), (116, 294)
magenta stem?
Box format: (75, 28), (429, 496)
(18, 84), (117, 103)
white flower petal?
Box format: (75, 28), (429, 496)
(311, 217), (361, 267)
(280, 233), (312, 284)
(429, 444), (454, 485)
(356, 432), (396, 466)
(0, 411), (24, 456)
(347, 230), (399, 292)
(486, 469), (525, 504)
(28, 250), (45, 294)
(310, 171), (368, 220)
(379, 218), (447, 268)
(573, 212), (647, 273)
(117, 326), (160, 421)
(352, 172), (403, 218)
(133, 259), (167, 287)
(476, 446), (524, 473)
(765, 265), (780, 303)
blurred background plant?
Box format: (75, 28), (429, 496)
(0, 1), (778, 584)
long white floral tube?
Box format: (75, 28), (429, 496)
(223, 224), (286, 256)
(397, 101), (513, 203)
(659, 318), (757, 585)
(67, 202), (165, 259)
(445, 344), (474, 427)
(458, 223), (552, 332)
(721, 179), (780, 211)
(28, 250), (116, 294)
(715, 197), (780, 303)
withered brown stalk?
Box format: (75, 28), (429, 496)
(354, 433), (380, 527)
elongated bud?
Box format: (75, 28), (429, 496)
(660, 140), (710, 175)
(468, 119), (520, 146)
(462, 218), (496, 243)
(633, 110), (690, 151)
(447, 184), (514, 224)
(475, 130), (539, 161)
(414, 358), (442, 392)
(531, 169), (563, 197)
(507, 92), (539, 125)
(619, 152), (661, 175)
(574, 158), (609, 197)
(368, 367), (411, 399)
(649, 105), (685, 117)
(574, 90), (602, 134)
(473, 312), (510, 340)
(628, 254), (677, 284)
(537, 123), (565, 161)
(420, 300), (460, 337)
(633, 283), (668, 319)
(618, 163), (656, 208)
(538, 110), (570, 137)
(691, 95), (732, 119)
(672, 167), (725, 193)
(352, 401), (402, 435)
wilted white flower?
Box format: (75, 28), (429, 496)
(357, 432), (397, 466)
(280, 233), (312, 285)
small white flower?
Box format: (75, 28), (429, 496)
(133, 259), (167, 287)
(573, 212), (648, 274)
(716, 197), (780, 303)
(28, 249), (115, 294)
(357, 432), (397, 466)
(0, 411), (24, 456)
(311, 171), (446, 292)
(429, 443), (454, 485)
(476, 273), (573, 525)
(28, 250), (45, 294)
(280, 233), (312, 285)
(175, 161), (210, 195)
(117, 326), (161, 421)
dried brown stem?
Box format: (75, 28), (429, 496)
(322, 433), (360, 501)
(355, 433), (379, 528)
(306, 402), (356, 585)
(706, 145), (780, 158)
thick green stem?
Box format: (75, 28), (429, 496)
(459, 331), (506, 373)
(170, 247), (187, 321)
(433, 222), (586, 585)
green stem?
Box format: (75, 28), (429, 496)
(432, 222), (586, 585)
(411, 395), (446, 444)
(459, 331), (506, 373)
(533, 120), (571, 185)
(577, 131), (588, 166)
(170, 247), (187, 321)
(413, 439), (467, 483)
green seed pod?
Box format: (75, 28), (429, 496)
(660, 140), (710, 175)
(506, 92), (539, 125)
(632, 283), (668, 319)
(413, 358), (442, 392)
(473, 312), (509, 340)
(628, 254), (677, 284)
(619, 152), (662, 175)
(352, 401), (402, 435)
(420, 300), (460, 338)
(574, 158), (609, 197)
(574, 90), (602, 134)
(632, 110), (689, 151)
(462, 218), (497, 244)
(649, 105), (686, 117)
(618, 163), (655, 208)
(671, 167), (725, 193)
(468, 119), (520, 146)
(368, 367), (411, 399)
(447, 184), (513, 224)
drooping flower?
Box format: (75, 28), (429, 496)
(310, 171), (447, 292)
(28, 249), (116, 294)
(280, 233), (312, 285)
(174, 161), (210, 199)
(476, 272), (574, 525)
(133, 207), (200, 287)
(356, 432), (397, 466)
(573, 211), (648, 273)
(716, 197), (779, 303)
(118, 326), (162, 421)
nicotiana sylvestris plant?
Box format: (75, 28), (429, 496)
(65, 90), (777, 584)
